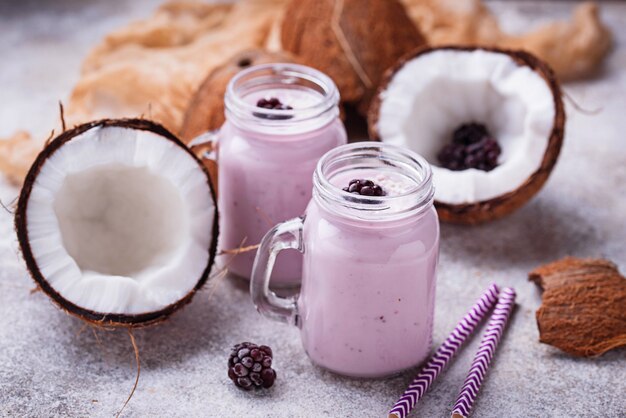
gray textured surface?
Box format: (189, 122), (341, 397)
(1, 1), (625, 417)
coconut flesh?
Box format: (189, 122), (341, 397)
(370, 48), (563, 222)
(16, 120), (217, 325)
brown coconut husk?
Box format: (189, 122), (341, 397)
(368, 46), (565, 224)
(529, 257), (626, 357)
(15, 118), (219, 328)
(280, 0), (426, 113)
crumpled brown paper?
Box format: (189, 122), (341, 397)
(68, 0), (286, 134)
(401, 0), (611, 80)
(0, 0), (612, 185)
(0, 0), (287, 184)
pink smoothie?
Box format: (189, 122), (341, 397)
(218, 87), (346, 286)
(298, 169), (439, 377)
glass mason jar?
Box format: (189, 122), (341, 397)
(251, 143), (440, 378)
(195, 63), (347, 287)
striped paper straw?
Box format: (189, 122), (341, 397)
(451, 287), (516, 418)
(388, 283), (500, 418)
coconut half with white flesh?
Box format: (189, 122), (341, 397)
(15, 119), (218, 326)
(369, 46), (565, 224)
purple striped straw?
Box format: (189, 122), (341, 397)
(450, 287), (516, 418)
(388, 283), (500, 418)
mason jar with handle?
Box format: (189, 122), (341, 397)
(251, 142), (440, 378)
(190, 63), (346, 287)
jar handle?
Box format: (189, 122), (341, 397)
(250, 216), (304, 326)
(189, 130), (219, 191)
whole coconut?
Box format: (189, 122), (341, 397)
(281, 0), (426, 114)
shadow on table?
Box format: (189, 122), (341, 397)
(60, 275), (255, 371)
(545, 346), (626, 362)
(439, 196), (602, 272)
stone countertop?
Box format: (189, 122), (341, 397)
(0, 1), (624, 417)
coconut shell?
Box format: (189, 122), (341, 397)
(529, 257), (626, 357)
(368, 46), (565, 224)
(280, 0), (426, 112)
(15, 119), (219, 328)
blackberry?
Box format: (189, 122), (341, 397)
(437, 122), (501, 172)
(254, 97), (294, 120)
(342, 179), (385, 196)
(227, 342), (276, 390)
(256, 97), (293, 110)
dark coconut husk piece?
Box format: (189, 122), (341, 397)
(15, 118), (219, 328)
(281, 0), (426, 114)
(529, 257), (626, 357)
(368, 46), (565, 224)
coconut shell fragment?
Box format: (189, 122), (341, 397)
(281, 0), (426, 112)
(529, 257), (626, 357)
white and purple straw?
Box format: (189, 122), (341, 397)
(388, 283), (501, 418)
(451, 287), (517, 418)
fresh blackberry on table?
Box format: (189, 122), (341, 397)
(227, 342), (276, 390)
(437, 122), (501, 172)
(342, 179), (386, 196)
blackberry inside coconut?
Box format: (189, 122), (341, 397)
(368, 46), (565, 224)
(15, 119), (218, 326)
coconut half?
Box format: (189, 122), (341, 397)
(15, 119), (218, 326)
(369, 46), (565, 224)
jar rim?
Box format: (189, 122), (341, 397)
(224, 63), (340, 132)
(313, 142), (435, 221)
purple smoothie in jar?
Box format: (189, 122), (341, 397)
(251, 143), (439, 378)
(218, 64), (346, 287)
